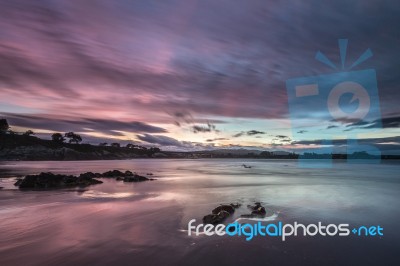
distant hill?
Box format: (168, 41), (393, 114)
(0, 133), (164, 160)
(198, 149), (264, 155)
(1, 132), (398, 161)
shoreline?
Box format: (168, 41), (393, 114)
(1, 157), (399, 162)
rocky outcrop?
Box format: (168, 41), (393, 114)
(14, 172), (103, 189)
(101, 170), (154, 182)
(0, 145), (146, 161)
(79, 172), (102, 178)
(101, 170), (131, 177)
(212, 204), (235, 215)
(241, 202), (267, 218)
(202, 203), (241, 224)
(122, 175), (153, 182)
(14, 169), (155, 189)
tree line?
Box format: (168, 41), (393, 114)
(0, 118), (160, 152)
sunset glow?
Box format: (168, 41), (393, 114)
(0, 1), (399, 153)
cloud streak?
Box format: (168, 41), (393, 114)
(2, 113), (166, 135)
(0, 1), (399, 151)
(233, 130), (266, 137)
(1, 0), (398, 123)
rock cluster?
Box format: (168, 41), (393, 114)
(100, 170), (155, 182)
(201, 202), (268, 224)
(14, 169), (155, 189)
(241, 202), (267, 218)
(14, 172), (103, 189)
(202, 203), (241, 224)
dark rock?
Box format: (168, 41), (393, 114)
(203, 203), (241, 224)
(247, 202), (262, 211)
(13, 169), (154, 190)
(251, 206), (266, 216)
(101, 170), (125, 177)
(15, 172), (103, 189)
(79, 172), (96, 179)
(101, 170), (146, 181)
(242, 202), (266, 217)
(212, 205), (235, 215)
(218, 210), (230, 220)
(123, 174), (150, 182)
(14, 179), (23, 186)
(124, 170), (134, 176)
(77, 174), (103, 186)
(21, 172), (64, 188)
(80, 177), (103, 186)
(203, 210), (230, 224)
(230, 203), (241, 209)
(203, 214), (217, 224)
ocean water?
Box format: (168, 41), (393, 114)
(0, 159), (399, 266)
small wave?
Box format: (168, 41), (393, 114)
(233, 212), (278, 223)
(79, 191), (135, 199)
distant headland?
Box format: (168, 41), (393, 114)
(0, 119), (398, 161)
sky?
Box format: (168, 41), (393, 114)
(0, 0), (399, 154)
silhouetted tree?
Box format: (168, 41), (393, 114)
(65, 132), (82, 144)
(0, 119), (9, 133)
(23, 130), (35, 136)
(136, 145), (147, 150)
(111, 143), (120, 148)
(145, 147), (161, 156)
(149, 147), (161, 153)
(52, 133), (65, 144)
(260, 151), (273, 158)
(126, 143), (134, 149)
(99, 142), (108, 146)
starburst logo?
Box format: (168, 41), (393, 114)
(315, 39), (373, 70)
(286, 39), (382, 167)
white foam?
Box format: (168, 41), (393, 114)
(233, 212), (278, 223)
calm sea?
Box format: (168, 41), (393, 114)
(0, 159), (399, 265)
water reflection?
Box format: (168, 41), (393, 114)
(80, 191), (136, 199)
(0, 159), (399, 265)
